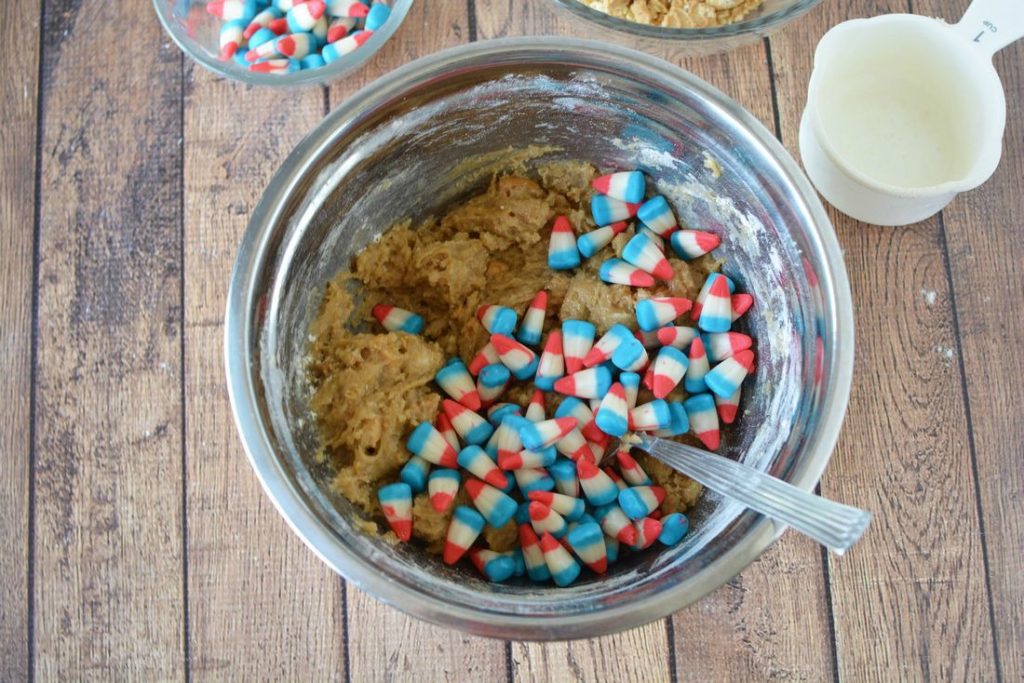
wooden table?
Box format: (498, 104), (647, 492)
(3, 0), (1020, 679)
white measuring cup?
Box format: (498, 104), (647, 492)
(799, 0), (1024, 226)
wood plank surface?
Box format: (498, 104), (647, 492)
(182, 66), (348, 678)
(771, 1), (999, 679)
(0, 1), (41, 680)
(32, 0), (186, 678)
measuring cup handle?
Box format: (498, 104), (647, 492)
(955, 0), (1024, 57)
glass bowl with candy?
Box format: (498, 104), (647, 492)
(153, 0), (411, 86)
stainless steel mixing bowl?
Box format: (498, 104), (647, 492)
(225, 37), (853, 640)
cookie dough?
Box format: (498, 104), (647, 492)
(579, 0), (764, 28)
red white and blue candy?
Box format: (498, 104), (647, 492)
(372, 304), (424, 334)
(517, 290), (548, 346)
(590, 195), (640, 226)
(476, 304), (518, 336)
(377, 482), (412, 542)
(669, 229), (720, 260)
(534, 330), (565, 391)
(443, 505), (485, 565)
(599, 258), (656, 287)
(592, 170), (646, 204)
(577, 221), (628, 259)
(636, 195), (678, 236)
(427, 468), (460, 513)
(548, 215), (581, 271)
(566, 521), (608, 574)
(435, 358), (482, 410)
(583, 324), (633, 367)
(622, 232), (674, 281)
(635, 297), (692, 332)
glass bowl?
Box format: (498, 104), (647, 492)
(548, 0), (823, 53)
(153, 0), (413, 87)
(225, 37), (853, 639)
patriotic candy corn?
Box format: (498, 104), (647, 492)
(619, 372), (640, 410)
(592, 170), (645, 203)
(457, 445), (508, 489)
(583, 324), (632, 367)
(591, 195), (640, 226)
(704, 332), (753, 362)
(595, 383), (630, 437)
(435, 359), (482, 410)
(441, 399), (494, 446)
(593, 503), (637, 545)
(548, 458), (580, 497)
(705, 349), (755, 398)
(554, 397), (605, 444)
(616, 450), (652, 486)
(326, 15), (356, 41)
(577, 459), (619, 506)
(406, 421), (459, 467)
(207, 0), (258, 21)
(477, 363), (510, 405)
(715, 388), (741, 424)
(619, 485), (666, 520)
(540, 532), (582, 586)
(518, 524), (551, 581)
(301, 53), (326, 69)
(509, 548), (526, 577)
(630, 400), (672, 432)
(377, 482), (413, 542)
(638, 226), (666, 252)
(650, 346), (689, 399)
(561, 320), (596, 374)
(554, 365), (613, 400)
(311, 14), (328, 43)
(548, 216), (581, 270)
(476, 304), (518, 336)
(399, 455), (430, 493)
(528, 490), (586, 521)
(246, 26), (277, 50)
(487, 402), (520, 426)
(428, 468), (460, 513)
(685, 337), (710, 393)
(691, 272), (734, 321)
(443, 506), (485, 564)
(371, 304), (424, 334)
(326, 0), (369, 17)
(219, 19), (247, 59)
(514, 467), (555, 495)
(731, 293), (754, 322)
(500, 446), (556, 470)
(517, 291), (548, 346)
(631, 517), (663, 550)
(611, 336), (648, 372)
(321, 30), (372, 62)
(248, 58), (301, 74)
(684, 393), (720, 450)
(651, 401), (689, 437)
(635, 297), (692, 332)
(275, 31), (316, 58)
(529, 502), (568, 538)
(364, 1), (390, 29)
(469, 548), (516, 582)
(658, 512), (690, 546)
(636, 195), (678, 236)
(286, 0), (325, 32)
(656, 325), (699, 350)
(436, 413), (463, 452)
(605, 534), (620, 565)
(468, 342), (500, 376)
(554, 428), (592, 463)
(525, 389), (546, 422)
(577, 221), (628, 259)
(669, 229), (720, 260)
(243, 6), (284, 39)
(518, 416), (577, 451)
(534, 330), (564, 391)
(698, 274), (734, 332)
(622, 232), (674, 281)
(567, 521), (608, 574)
(464, 478), (518, 528)
(491, 334), (538, 380)
(599, 258), (656, 287)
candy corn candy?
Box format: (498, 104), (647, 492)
(434, 413), (460, 451)
(528, 490), (586, 521)
(619, 485), (666, 520)
(566, 521), (608, 573)
(685, 337), (710, 393)
(249, 57), (301, 74)
(583, 324), (632, 368)
(631, 517), (663, 550)
(476, 305), (517, 338)
(326, 15), (356, 41)
(554, 396), (604, 444)
(322, 30), (371, 61)
(635, 297), (692, 332)
(630, 400), (673, 432)
(593, 503), (637, 545)
(659, 512), (690, 546)
(477, 363), (510, 406)
(525, 389), (546, 422)
(599, 258), (656, 287)
(636, 195), (678, 236)
(495, 414), (527, 458)
(704, 332), (753, 362)
(604, 466), (628, 492)
(684, 393), (720, 450)
(435, 359), (481, 411)
(562, 320), (596, 374)
(595, 383), (630, 437)
(518, 524), (551, 581)
(539, 532), (581, 586)
(529, 501), (568, 538)
(616, 450), (652, 486)
(588, 440), (608, 465)
(377, 482), (412, 542)
(219, 19), (247, 59)
(669, 229), (720, 260)
(464, 478), (518, 528)
(487, 402), (520, 426)
(731, 293), (754, 322)
(441, 399), (494, 446)
(327, 0), (369, 17)
(207, 0), (258, 21)
(698, 274), (734, 333)
(611, 336), (647, 372)
(274, 0), (300, 13)
(554, 365), (614, 400)
(592, 170), (645, 204)
(286, 0), (325, 31)
(555, 428), (592, 463)
(651, 401), (689, 438)
(691, 272), (735, 321)
(705, 350), (755, 398)
(468, 342), (500, 376)
(443, 505), (485, 564)
(619, 372), (640, 410)
(650, 346), (689, 399)
(407, 421), (459, 467)
(371, 304), (424, 334)
(657, 325), (699, 351)
(715, 388), (741, 424)
(364, 1), (391, 29)
(500, 445), (556, 470)
(548, 215), (581, 271)
(591, 195), (640, 226)
(622, 232), (674, 281)
(534, 330), (564, 391)
(517, 291), (548, 347)
(243, 6), (283, 39)
(275, 31), (316, 58)
(518, 416), (577, 451)
(577, 221), (628, 259)
(457, 445), (507, 489)
(548, 458), (580, 498)
(399, 455), (430, 493)
(605, 534), (620, 565)
(301, 53), (326, 69)
(428, 468), (460, 513)
(514, 467), (555, 495)
(577, 459), (619, 506)
(491, 334), (537, 381)
(469, 548), (516, 582)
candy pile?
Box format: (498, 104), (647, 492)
(371, 170), (756, 586)
(207, 0), (391, 74)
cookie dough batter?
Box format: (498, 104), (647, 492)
(579, 0), (763, 28)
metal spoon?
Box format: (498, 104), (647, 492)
(628, 434), (871, 554)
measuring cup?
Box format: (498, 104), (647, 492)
(799, 0), (1024, 226)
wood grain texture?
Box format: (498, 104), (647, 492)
(33, 0), (185, 678)
(0, 1), (40, 680)
(182, 66), (347, 680)
(771, 1), (998, 679)
(510, 627), (671, 682)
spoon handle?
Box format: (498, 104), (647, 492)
(956, 0), (1024, 57)
(640, 437), (871, 555)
